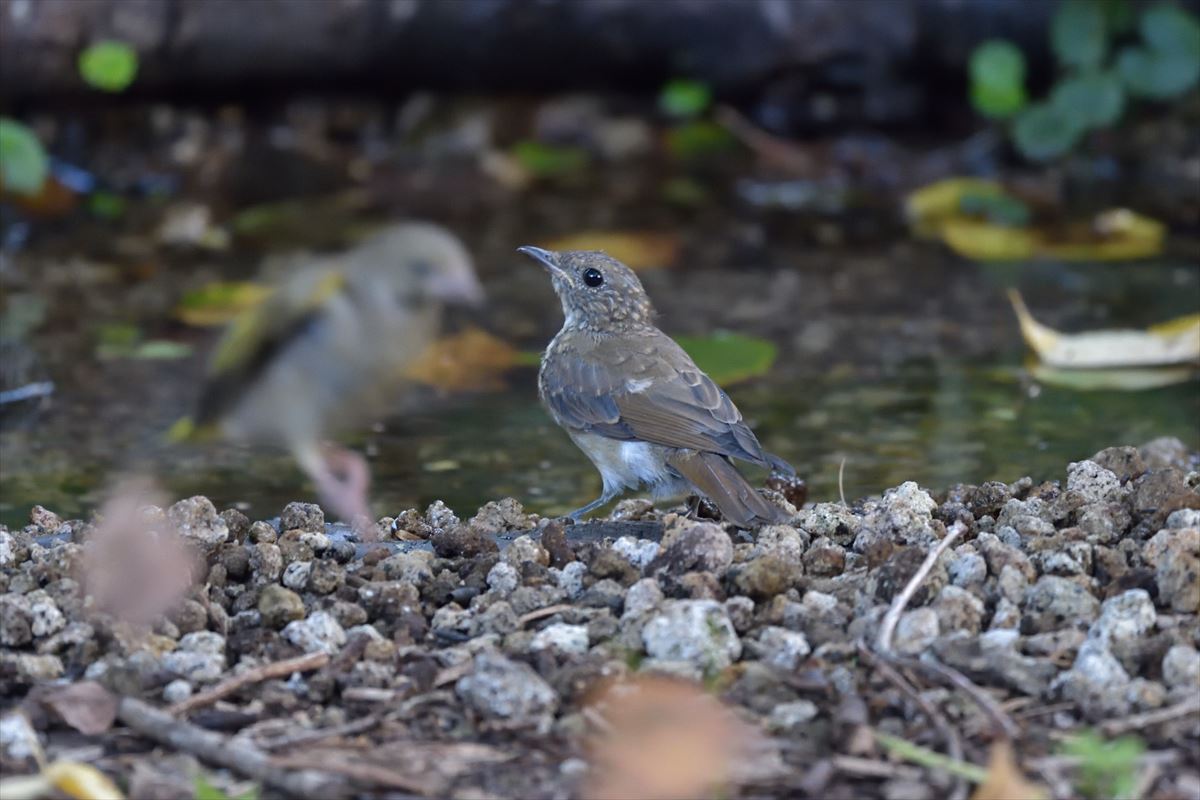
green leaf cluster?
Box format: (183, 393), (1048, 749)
(1061, 731), (1144, 800)
(968, 1), (1200, 162)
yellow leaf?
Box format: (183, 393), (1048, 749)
(539, 231), (680, 270)
(1038, 209), (1165, 261)
(970, 741), (1046, 800)
(905, 177), (1008, 238)
(43, 761), (124, 800)
(404, 327), (520, 391)
(1008, 289), (1200, 368)
(941, 219), (1037, 261)
(175, 281), (272, 326)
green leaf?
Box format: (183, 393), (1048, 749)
(0, 117), (49, 195)
(511, 140), (589, 178)
(194, 774), (227, 800)
(78, 40), (138, 92)
(969, 40), (1027, 87)
(1062, 732), (1145, 800)
(971, 80), (1027, 119)
(1012, 102), (1085, 161)
(675, 332), (777, 386)
(659, 79), (712, 118)
(1140, 3), (1200, 57)
(88, 191), (127, 219)
(1050, 72), (1125, 129)
(1117, 46), (1200, 98)
(1052, 0), (1108, 68)
(664, 121), (735, 160)
(1101, 0), (1136, 34)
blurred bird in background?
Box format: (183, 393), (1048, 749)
(521, 246), (793, 528)
(180, 223), (483, 530)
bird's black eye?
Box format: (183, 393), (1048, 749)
(582, 267), (604, 287)
(412, 260), (433, 279)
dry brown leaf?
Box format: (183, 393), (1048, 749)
(583, 676), (762, 800)
(970, 741), (1047, 800)
(540, 231), (680, 270)
(78, 480), (197, 627)
(42, 682), (118, 735)
(404, 326), (521, 391)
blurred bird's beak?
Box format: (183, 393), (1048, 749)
(431, 270), (485, 308)
(517, 246), (565, 279)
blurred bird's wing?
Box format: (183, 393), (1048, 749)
(196, 268), (346, 426)
(542, 330), (791, 472)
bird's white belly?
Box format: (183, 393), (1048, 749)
(569, 432), (681, 495)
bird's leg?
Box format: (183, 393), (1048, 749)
(567, 490), (619, 521)
(295, 443), (376, 539)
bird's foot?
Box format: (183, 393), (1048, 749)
(312, 445), (377, 541)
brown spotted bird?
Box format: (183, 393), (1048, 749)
(519, 246), (793, 527)
(187, 223), (482, 529)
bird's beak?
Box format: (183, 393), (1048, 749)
(517, 246), (566, 279)
(431, 269), (486, 308)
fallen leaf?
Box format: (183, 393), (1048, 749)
(905, 177), (1012, 237)
(675, 331), (777, 385)
(539, 231), (680, 271)
(1027, 360), (1197, 391)
(42, 681), (118, 735)
(970, 741), (1047, 800)
(78, 480), (197, 627)
(1009, 289), (1200, 368)
(905, 179), (1165, 261)
(0, 761), (127, 800)
(176, 281), (272, 327)
(404, 327), (520, 391)
(584, 676), (772, 800)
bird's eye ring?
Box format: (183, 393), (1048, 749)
(582, 267), (604, 287)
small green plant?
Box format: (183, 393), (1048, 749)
(1061, 730), (1144, 800)
(78, 40), (139, 92)
(968, 0), (1200, 161)
(194, 773), (259, 800)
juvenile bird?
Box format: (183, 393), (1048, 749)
(519, 246), (793, 528)
(189, 223), (483, 528)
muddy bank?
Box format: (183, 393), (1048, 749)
(2, 439), (1198, 799)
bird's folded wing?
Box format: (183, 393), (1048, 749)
(196, 269), (345, 424)
(540, 332), (774, 467)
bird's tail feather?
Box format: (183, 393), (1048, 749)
(765, 451), (795, 477)
(668, 451), (788, 528)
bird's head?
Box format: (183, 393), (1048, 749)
(518, 247), (653, 332)
(355, 223), (484, 308)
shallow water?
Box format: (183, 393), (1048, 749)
(2, 139), (1198, 527)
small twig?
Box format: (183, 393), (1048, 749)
(895, 654), (1021, 740)
(829, 755), (923, 781)
(714, 105), (814, 173)
(517, 603), (575, 625)
(258, 715), (380, 751)
(169, 652), (329, 715)
(1028, 750), (1180, 772)
(269, 754), (432, 794)
(838, 458), (848, 507)
(117, 697), (348, 800)
(873, 731), (990, 784)
(875, 521), (965, 654)
(1123, 762), (1160, 800)
(1100, 695), (1200, 736)
(860, 645), (968, 800)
